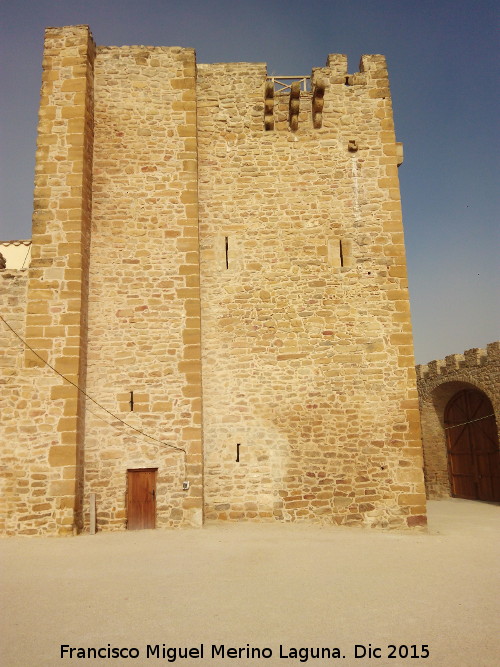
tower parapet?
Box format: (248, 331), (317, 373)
(416, 343), (499, 384)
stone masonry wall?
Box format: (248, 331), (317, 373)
(198, 55), (426, 528)
(0, 26), (427, 534)
(0, 26), (94, 535)
(82, 45), (203, 530)
(0, 271), (28, 534)
(416, 343), (500, 498)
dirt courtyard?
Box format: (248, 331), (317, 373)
(1, 498), (499, 666)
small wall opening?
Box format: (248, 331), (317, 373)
(328, 238), (352, 269)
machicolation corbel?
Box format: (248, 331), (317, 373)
(264, 80), (274, 131)
(289, 81), (300, 131)
(312, 79), (325, 129)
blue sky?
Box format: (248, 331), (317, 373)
(0, 0), (498, 364)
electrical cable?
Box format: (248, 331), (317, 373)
(21, 243), (31, 270)
(0, 314), (186, 456)
(444, 413), (494, 430)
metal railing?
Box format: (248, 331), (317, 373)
(267, 76), (311, 93)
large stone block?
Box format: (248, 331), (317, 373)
(49, 446), (77, 467)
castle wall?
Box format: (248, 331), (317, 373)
(82, 44), (203, 530)
(197, 56), (426, 528)
(0, 25), (427, 534)
(0, 271), (28, 534)
(1, 26), (95, 535)
(416, 343), (500, 498)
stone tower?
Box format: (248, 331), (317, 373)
(0, 25), (426, 535)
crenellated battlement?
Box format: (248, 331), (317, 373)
(317, 53), (389, 83)
(261, 53), (391, 133)
(416, 342), (499, 381)
(417, 342), (499, 501)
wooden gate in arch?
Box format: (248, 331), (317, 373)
(445, 389), (500, 501)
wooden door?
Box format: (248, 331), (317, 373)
(127, 469), (157, 530)
(445, 389), (500, 501)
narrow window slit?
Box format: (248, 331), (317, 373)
(225, 236), (229, 269)
(339, 240), (344, 267)
(129, 391), (134, 412)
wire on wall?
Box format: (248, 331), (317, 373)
(0, 314), (186, 456)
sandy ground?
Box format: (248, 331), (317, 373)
(1, 498), (499, 667)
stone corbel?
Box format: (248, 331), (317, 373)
(289, 81), (300, 131)
(312, 79), (325, 129)
(264, 80), (274, 131)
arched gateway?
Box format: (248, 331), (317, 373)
(416, 343), (500, 500)
(444, 389), (500, 501)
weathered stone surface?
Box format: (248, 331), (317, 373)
(83, 42), (202, 532)
(197, 55), (425, 529)
(0, 26), (428, 535)
(417, 343), (499, 498)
